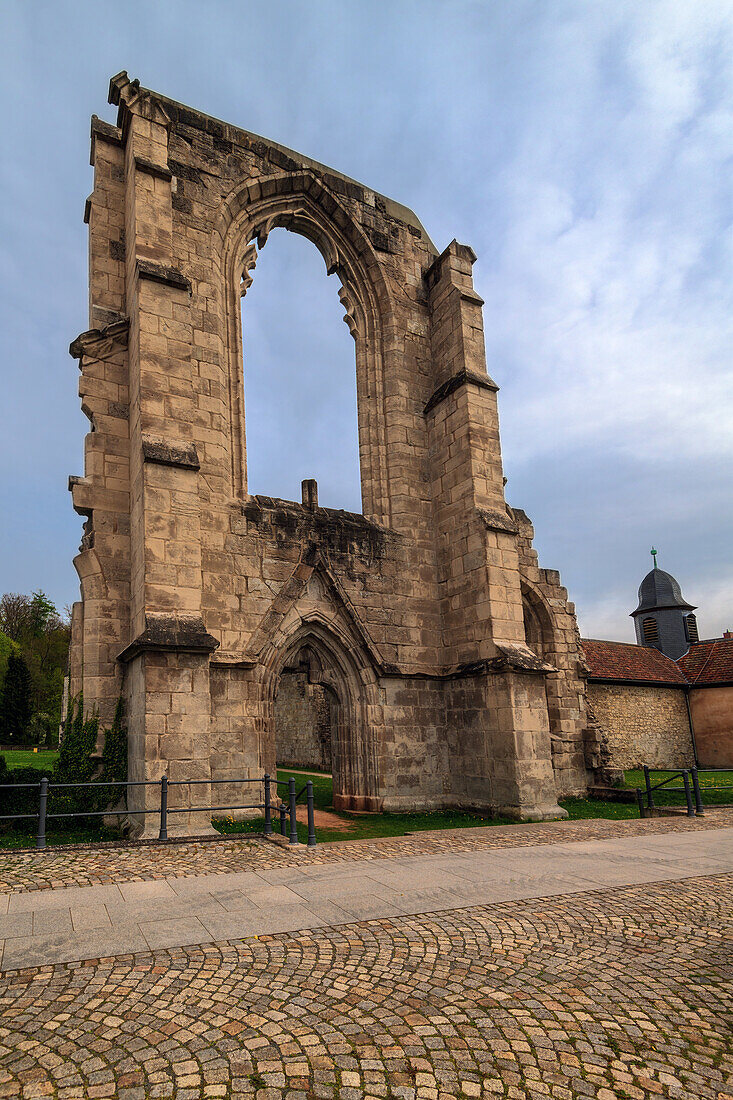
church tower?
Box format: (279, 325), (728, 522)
(631, 549), (698, 660)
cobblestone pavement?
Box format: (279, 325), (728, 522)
(0, 874), (730, 1100)
(2, 810), (733, 894)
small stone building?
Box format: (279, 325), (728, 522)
(582, 639), (694, 770)
(67, 73), (597, 834)
(583, 556), (733, 772)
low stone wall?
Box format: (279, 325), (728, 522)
(588, 682), (694, 771)
(275, 671), (333, 772)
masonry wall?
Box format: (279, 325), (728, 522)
(275, 671), (333, 772)
(513, 509), (590, 794)
(587, 683), (694, 770)
(689, 686), (733, 768)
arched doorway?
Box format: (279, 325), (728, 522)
(274, 645), (338, 774)
(264, 621), (381, 813)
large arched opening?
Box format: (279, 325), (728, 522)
(239, 228), (362, 513)
(216, 173), (396, 525)
(274, 643), (338, 774)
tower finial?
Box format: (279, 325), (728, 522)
(651, 546), (658, 569)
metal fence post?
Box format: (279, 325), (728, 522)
(263, 773), (272, 835)
(279, 803), (288, 836)
(681, 770), (695, 817)
(306, 780), (317, 847)
(159, 775), (168, 840)
(35, 777), (48, 850)
(643, 765), (654, 811)
(691, 767), (704, 815)
(288, 777), (298, 845)
(635, 788), (645, 819)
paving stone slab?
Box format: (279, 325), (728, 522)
(244, 884), (305, 908)
(70, 905), (113, 932)
(1, 926), (149, 970)
(198, 908), (275, 942)
(118, 879), (177, 902)
(33, 908), (72, 936)
(0, 912), (32, 939)
(139, 916), (211, 951)
(7, 882), (122, 913)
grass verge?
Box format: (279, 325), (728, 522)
(1, 749), (59, 770)
(623, 768), (733, 807)
(212, 770), (649, 842)
(5, 765), (725, 850)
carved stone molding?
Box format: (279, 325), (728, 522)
(423, 368), (499, 415)
(118, 615), (219, 663)
(136, 259), (191, 294)
(141, 436), (200, 471)
(69, 318), (129, 363)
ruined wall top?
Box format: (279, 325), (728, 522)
(104, 70), (437, 254)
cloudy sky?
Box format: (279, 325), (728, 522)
(1, 0), (731, 642)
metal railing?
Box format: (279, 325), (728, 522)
(0, 772), (318, 850)
(636, 765), (733, 818)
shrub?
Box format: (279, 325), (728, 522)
(99, 696), (127, 789)
(0, 653), (33, 744)
(0, 760), (49, 823)
(0, 695), (128, 836)
(52, 693), (99, 820)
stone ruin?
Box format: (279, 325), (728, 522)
(67, 72), (597, 833)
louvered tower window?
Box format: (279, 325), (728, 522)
(684, 614), (699, 644)
(642, 617), (659, 643)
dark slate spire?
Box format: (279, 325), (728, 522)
(631, 549), (698, 659)
(633, 568), (695, 615)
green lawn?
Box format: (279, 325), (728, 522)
(6, 762), (727, 851)
(212, 768), (651, 843)
(623, 768), (733, 807)
(1, 748), (59, 771)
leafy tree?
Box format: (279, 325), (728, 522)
(0, 630), (17, 695)
(0, 654), (33, 744)
(29, 591), (57, 637)
(0, 591), (70, 733)
(0, 594), (35, 642)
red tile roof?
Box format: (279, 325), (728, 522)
(677, 638), (733, 685)
(581, 639), (688, 684)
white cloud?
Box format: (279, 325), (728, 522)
(474, 0), (733, 470)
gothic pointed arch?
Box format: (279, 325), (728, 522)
(246, 550), (386, 673)
(521, 580), (557, 660)
(214, 170), (398, 525)
(261, 616), (381, 812)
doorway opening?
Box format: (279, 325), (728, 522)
(275, 658), (338, 775)
(272, 642), (346, 814)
